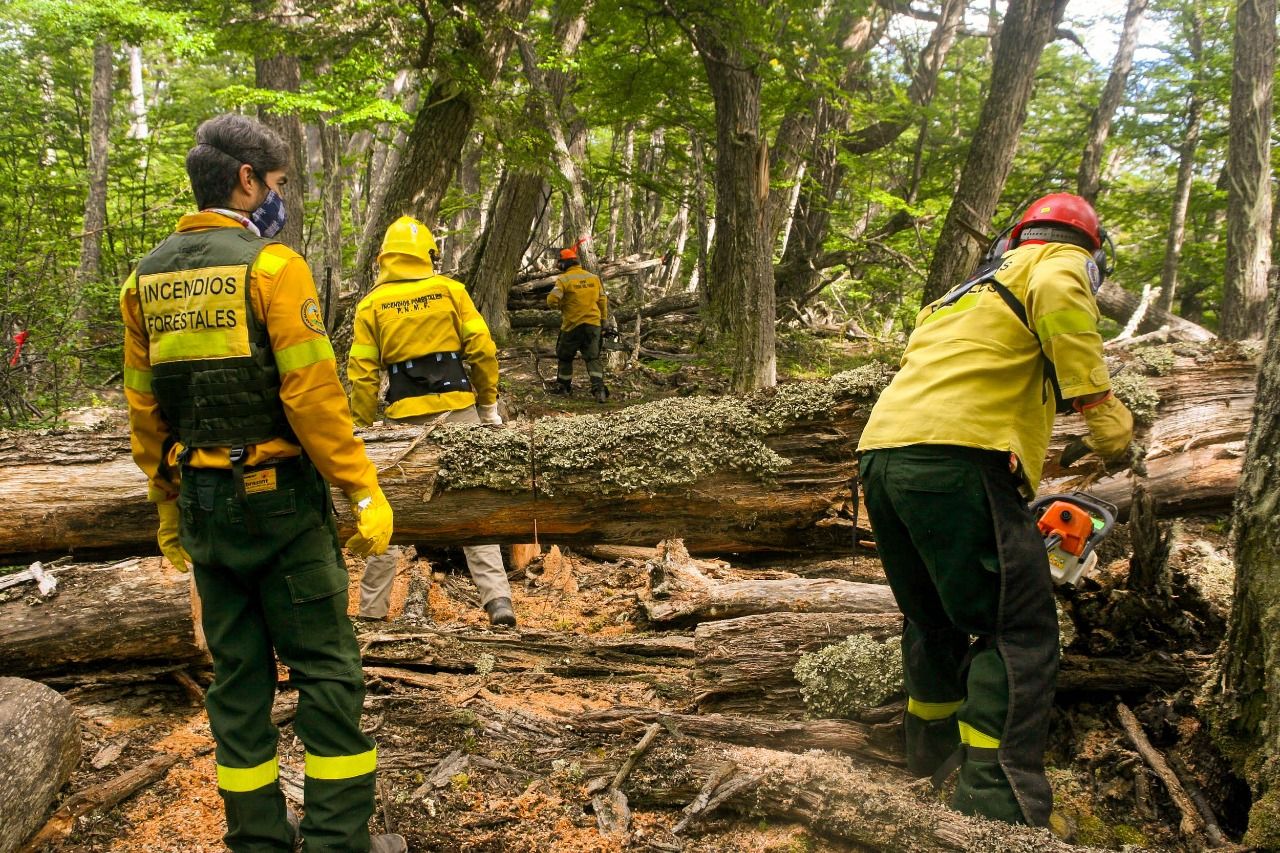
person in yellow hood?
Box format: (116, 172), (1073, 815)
(347, 216), (516, 627)
(547, 241), (611, 402)
(856, 193), (1133, 828)
(120, 114), (402, 853)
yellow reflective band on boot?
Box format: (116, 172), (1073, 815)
(275, 337), (336, 373)
(305, 747), (377, 780)
(907, 697), (963, 721)
(958, 721), (1001, 749)
(217, 756), (280, 792)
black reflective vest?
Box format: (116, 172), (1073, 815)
(134, 226), (296, 448)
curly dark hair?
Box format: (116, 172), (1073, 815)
(185, 114), (288, 209)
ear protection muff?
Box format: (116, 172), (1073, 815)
(1090, 227), (1116, 292)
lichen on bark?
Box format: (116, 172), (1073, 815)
(433, 366), (891, 497)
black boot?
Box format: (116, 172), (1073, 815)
(592, 385), (609, 404)
(550, 378), (572, 396)
(484, 597), (517, 627)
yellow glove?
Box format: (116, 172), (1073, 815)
(156, 500), (191, 572)
(1060, 393), (1134, 467)
(346, 486), (393, 556)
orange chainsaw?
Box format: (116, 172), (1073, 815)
(1030, 492), (1117, 586)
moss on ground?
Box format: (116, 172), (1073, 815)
(435, 366), (892, 497)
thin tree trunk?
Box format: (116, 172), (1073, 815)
(441, 141), (482, 274)
(1156, 15), (1204, 316)
(76, 39), (113, 292)
(661, 196), (691, 295)
(126, 45), (147, 141)
(620, 124), (636, 256)
(1219, 0), (1275, 340)
(921, 0), (1071, 306)
(1076, 0), (1149, 203)
(254, 0), (307, 252)
(318, 116), (344, 329)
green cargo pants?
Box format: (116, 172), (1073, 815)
(859, 445), (1058, 827)
(556, 322), (605, 391)
(180, 456), (376, 852)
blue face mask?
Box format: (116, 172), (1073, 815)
(250, 189), (286, 238)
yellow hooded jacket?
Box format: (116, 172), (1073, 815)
(857, 242), (1113, 491)
(547, 264), (608, 331)
(347, 251), (499, 426)
(121, 211), (380, 504)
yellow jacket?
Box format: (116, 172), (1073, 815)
(547, 264), (608, 331)
(858, 242), (1112, 490)
(121, 211), (380, 503)
(347, 253), (499, 426)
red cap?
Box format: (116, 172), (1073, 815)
(560, 237), (586, 261)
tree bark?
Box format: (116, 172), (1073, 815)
(467, 168), (546, 340)
(254, 0), (307, 253)
(921, 0), (1070, 305)
(640, 539), (896, 624)
(318, 114), (344, 329)
(352, 0), (533, 298)
(629, 743), (1083, 851)
(692, 22), (776, 391)
(0, 678), (80, 853)
(0, 558), (205, 677)
(6, 353), (1259, 561)
(1210, 274), (1280, 845)
(1156, 14), (1203, 317)
(1076, 0), (1149, 203)
(76, 39), (113, 291)
(1218, 0), (1275, 340)
(126, 45), (148, 140)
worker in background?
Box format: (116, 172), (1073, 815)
(348, 216), (517, 628)
(856, 193), (1133, 827)
(121, 114), (404, 853)
(547, 239), (611, 402)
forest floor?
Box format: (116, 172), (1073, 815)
(42, 514), (1239, 852)
(18, 329), (1250, 851)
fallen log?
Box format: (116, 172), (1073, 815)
(693, 611), (1205, 715)
(641, 539), (896, 624)
(0, 351), (1256, 562)
(1096, 281), (1214, 342)
(508, 291), (698, 329)
(0, 557), (206, 678)
(0, 678), (80, 852)
(629, 742), (1094, 851)
(508, 254), (665, 296)
(571, 705), (902, 765)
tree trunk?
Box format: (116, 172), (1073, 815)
(1076, 0), (1149, 203)
(0, 558), (205, 677)
(2, 353), (1259, 561)
(254, 0), (307, 253)
(921, 0), (1070, 305)
(694, 26), (776, 391)
(0, 678), (80, 852)
(1218, 0), (1275, 340)
(468, 168), (545, 340)
(76, 39), (112, 291)
(1210, 274), (1280, 845)
(351, 0), (533, 297)
(441, 141), (481, 274)
(318, 115), (344, 329)
(1156, 29), (1203, 316)
(126, 44), (148, 140)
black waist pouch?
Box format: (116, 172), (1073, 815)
(386, 351), (471, 403)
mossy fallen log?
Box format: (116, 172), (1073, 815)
(0, 350), (1256, 561)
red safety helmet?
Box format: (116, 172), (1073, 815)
(559, 237), (586, 262)
(1010, 193), (1102, 250)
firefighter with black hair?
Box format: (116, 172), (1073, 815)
(121, 113), (404, 853)
(856, 192), (1133, 827)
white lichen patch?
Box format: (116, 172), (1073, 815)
(1110, 372), (1160, 426)
(1132, 344), (1177, 376)
(794, 634), (903, 718)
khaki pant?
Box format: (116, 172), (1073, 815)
(358, 405), (511, 618)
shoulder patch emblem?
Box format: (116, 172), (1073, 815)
(301, 298), (327, 335)
(1085, 259), (1102, 294)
